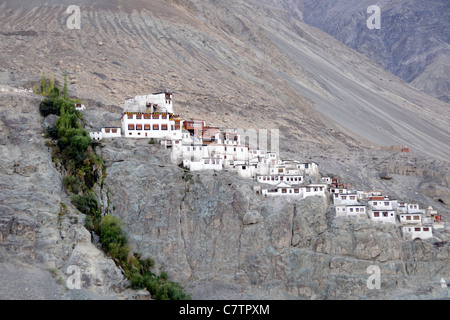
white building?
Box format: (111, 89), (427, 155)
(402, 226), (433, 240)
(369, 210), (396, 224)
(321, 177), (332, 185)
(89, 131), (102, 141)
(122, 112), (183, 140)
(257, 175), (304, 186)
(335, 205), (367, 218)
(330, 188), (348, 195)
(102, 127), (121, 138)
(75, 103), (86, 111)
(399, 213), (422, 225)
(183, 157), (223, 171)
(261, 184), (327, 199)
(368, 198), (398, 211)
(333, 193), (359, 206)
(124, 92), (173, 114)
(407, 204), (422, 214)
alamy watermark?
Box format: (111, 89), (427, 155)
(66, 5), (81, 30)
(367, 5), (381, 30)
(367, 265), (381, 290)
(66, 265), (82, 290)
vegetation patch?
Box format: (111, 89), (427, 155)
(39, 74), (190, 300)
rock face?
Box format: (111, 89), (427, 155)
(100, 139), (449, 300)
(0, 91), (129, 299)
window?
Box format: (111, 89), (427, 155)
(144, 124), (150, 130)
(144, 114), (151, 119)
(383, 212), (388, 217)
(306, 188), (311, 192)
(128, 114), (133, 120)
(342, 196), (347, 200)
(205, 160), (210, 164)
(282, 189), (287, 194)
(128, 124), (135, 130)
(413, 216), (420, 221)
(161, 124), (168, 131)
(350, 196), (356, 200)
(350, 208), (354, 212)
(384, 202), (389, 206)
(153, 124), (159, 130)
(162, 114), (167, 119)
(136, 124), (142, 130)
(294, 189), (299, 194)
(112, 129), (117, 133)
(374, 212), (380, 217)
(305, 164), (309, 168)
(136, 114), (142, 120)
(373, 202), (377, 206)
(423, 228), (429, 232)
(355, 208), (360, 212)
(406, 216), (412, 221)
(152, 114), (159, 119)
(415, 228), (421, 232)
(278, 169), (283, 173)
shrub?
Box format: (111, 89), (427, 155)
(63, 175), (83, 194)
(39, 99), (61, 117)
(99, 215), (128, 248)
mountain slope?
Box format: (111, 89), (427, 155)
(0, 0), (448, 162)
(297, 0), (450, 103)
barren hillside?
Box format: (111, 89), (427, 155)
(0, 0), (449, 161)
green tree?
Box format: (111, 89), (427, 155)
(63, 74), (68, 99)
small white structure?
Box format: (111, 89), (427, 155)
(333, 193), (359, 206)
(330, 188), (348, 195)
(397, 202), (408, 213)
(407, 204), (422, 213)
(257, 175), (303, 185)
(368, 198), (397, 210)
(402, 225), (433, 240)
(261, 184), (326, 199)
(369, 210), (396, 224)
(89, 132), (102, 141)
(399, 213), (422, 225)
(183, 157), (223, 171)
(335, 205), (367, 218)
(101, 127), (121, 138)
(75, 103), (86, 111)
(321, 177), (332, 185)
(124, 92), (173, 114)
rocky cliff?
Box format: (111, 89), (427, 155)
(0, 91), (136, 299)
(98, 137), (449, 300)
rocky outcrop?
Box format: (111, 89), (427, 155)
(100, 138), (450, 300)
(0, 92), (130, 299)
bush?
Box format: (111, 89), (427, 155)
(63, 175), (83, 194)
(99, 215), (128, 249)
(39, 99), (61, 117)
(71, 191), (98, 217)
